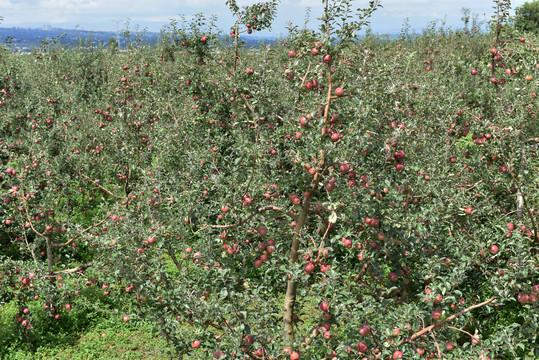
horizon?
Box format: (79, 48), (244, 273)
(0, 0), (529, 39)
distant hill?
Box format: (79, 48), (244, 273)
(0, 26), (277, 53)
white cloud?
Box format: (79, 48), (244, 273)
(0, 0), (530, 34)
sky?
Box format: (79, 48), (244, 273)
(0, 0), (529, 37)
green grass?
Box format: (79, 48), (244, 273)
(4, 321), (175, 360)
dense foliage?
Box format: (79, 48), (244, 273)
(514, 1), (539, 34)
(0, 0), (538, 359)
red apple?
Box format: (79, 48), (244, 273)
(334, 87), (344, 97)
(518, 293), (529, 305)
(342, 238), (352, 248)
(191, 340), (201, 348)
(431, 310), (442, 319)
(393, 350), (403, 359)
(359, 325), (371, 336)
(357, 342), (368, 353)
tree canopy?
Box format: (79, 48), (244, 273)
(514, 1), (539, 33)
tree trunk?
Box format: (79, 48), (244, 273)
(283, 198), (311, 346)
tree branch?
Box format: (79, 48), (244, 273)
(42, 263), (93, 277)
(398, 297), (495, 346)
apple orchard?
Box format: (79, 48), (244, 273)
(0, 0), (538, 359)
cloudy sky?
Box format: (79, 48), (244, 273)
(0, 0), (528, 36)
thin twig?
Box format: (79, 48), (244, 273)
(79, 172), (123, 199)
(209, 206), (298, 229)
(52, 215), (111, 247)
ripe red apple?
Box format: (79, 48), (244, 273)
(357, 342), (368, 353)
(518, 293), (529, 305)
(465, 206), (473, 215)
(393, 350), (403, 359)
(342, 238), (352, 248)
(320, 302), (329, 312)
(289, 194), (301, 205)
(334, 87), (344, 97)
(65, 304), (72, 311)
(305, 263), (315, 274)
(471, 69), (478, 75)
(490, 244), (499, 254)
(324, 181), (335, 192)
(122, 315), (130, 322)
(445, 341), (454, 351)
(323, 54), (331, 64)
(431, 310), (442, 319)
(520, 37), (525, 42)
(290, 351), (299, 360)
(244, 334), (254, 344)
(246, 68), (254, 75)
(359, 325), (371, 336)
(191, 340), (201, 348)
(201, 36), (207, 43)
